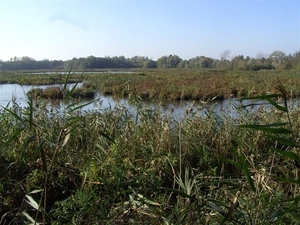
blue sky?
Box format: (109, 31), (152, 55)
(0, 0), (299, 61)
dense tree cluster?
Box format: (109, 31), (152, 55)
(0, 50), (299, 71)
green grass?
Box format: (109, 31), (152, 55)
(1, 79), (300, 224)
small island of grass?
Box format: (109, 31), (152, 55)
(27, 86), (95, 100)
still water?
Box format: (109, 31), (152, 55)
(0, 83), (272, 119)
(0, 83), (133, 111)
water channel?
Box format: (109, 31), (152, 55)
(0, 83), (291, 119)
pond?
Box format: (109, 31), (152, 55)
(0, 83), (282, 119)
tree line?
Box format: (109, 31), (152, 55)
(0, 50), (299, 71)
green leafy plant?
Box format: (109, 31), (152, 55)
(235, 77), (300, 223)
(0, 70), (96, 224)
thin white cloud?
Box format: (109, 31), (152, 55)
(46, 12), (89, 30)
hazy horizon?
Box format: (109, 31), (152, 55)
(0, 0), (299, 61)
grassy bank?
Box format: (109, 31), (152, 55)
(0, 71), (85, 85)
(1, 84), (300, 224)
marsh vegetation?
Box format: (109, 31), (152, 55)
(1, 71), (300, 224)
(84, 69), (300, 101)
(2, 69), (300, 102)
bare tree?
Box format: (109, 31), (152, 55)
(269, 50), (286, 66)
(220, 50), (231, 61)
(256, 52), (268, 59)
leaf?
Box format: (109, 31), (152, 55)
(266, 135), (298, 147)
(207, 201), (225, 215)
(65, 82), (78, 99)
(275, 176), (300, 185)
(27, 97), (34, 130)
(239, 122), (288, 128)
(99, 131), (115, 143)
(242, 94), (281, 100)
(29, 189), (43, 194)
(22, 211), (36, 223)
(63, 66), (73, 91)
(234, 142), (256, 192)
(66, 99), (97, 111)
(264, 96), (288, 112)
(240, 102), (266, 108)
(270, 147), (300, 161)
(269, 196), (300, 220)
(66, 116), (82, 125)
(62, 132), (70, 147)
(96, 144), (108, 155)
(38, 140), (47, 171)
(268, 210), (282, 221)
(22, 135), (36, 151)
(137, 194), (160, 206)
(241, 157), (256, 192)
(226, 159), (241, 169)
(25, 195), (41, 211)
(239, 124), (291, 134)
(241, 94), (288, 112)
(1, 128), (24, 148)
(163, 187), (194, 199)
(1, 106), (24, 123)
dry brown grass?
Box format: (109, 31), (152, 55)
(85, 69), (300, 101)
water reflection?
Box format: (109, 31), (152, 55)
(1, 83), (295, 120)
(0, 83), (81, 107)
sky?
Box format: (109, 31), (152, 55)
(0, 0), (299, 61)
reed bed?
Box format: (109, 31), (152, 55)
(1, 83), (300, 224)
(2, 69), (300, 101)
(27, 85), (95, 100)
(85, 69), (300, 101)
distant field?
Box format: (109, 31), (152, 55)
(1, 68), (300, 100)
(84, 69), (300, 100)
